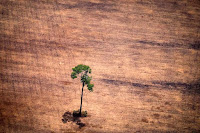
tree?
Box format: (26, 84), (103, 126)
(71, 64), (94, 116)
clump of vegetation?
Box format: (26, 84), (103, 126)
(73, 110), (87, 117)
(62, 111), (86, 128)
(71, 64), (94, 117)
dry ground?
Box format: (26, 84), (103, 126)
(0, 0), (200, 132)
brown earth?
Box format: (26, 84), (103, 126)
(0, 0), (200, 132)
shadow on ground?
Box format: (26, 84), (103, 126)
(62, 111), (86, 128)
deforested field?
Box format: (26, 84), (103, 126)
(0, 0), (200, 132)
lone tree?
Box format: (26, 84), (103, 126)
(71, 64), (94, 116)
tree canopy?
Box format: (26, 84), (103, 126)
(71, 64), (94, 91)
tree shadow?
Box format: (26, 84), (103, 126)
(62, 111), (86, 128)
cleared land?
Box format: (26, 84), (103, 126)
(0, 0), (200, 132)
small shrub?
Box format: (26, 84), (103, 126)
(82, 110), (87, 117)
(73, 110), (80, 117)
(73, 110), (87, 117)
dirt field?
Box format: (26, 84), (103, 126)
(0, 0), (200, 132)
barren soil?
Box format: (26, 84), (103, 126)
(0, 0), (200, 132)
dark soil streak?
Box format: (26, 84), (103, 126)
(152, 80), (200, 94)
(102, 79), (151, 88)
(137, 40), (200, 50)
(189, 41), (200, 50)
(137, 40), (183, 48)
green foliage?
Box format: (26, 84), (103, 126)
(71, 64), (91, 75)
(71, 71), (77, 79)
(87, 83), (94, 91)
(82, 110), (87, 117)
(71, 64), (94, 91)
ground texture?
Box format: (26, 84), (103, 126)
(0, 0), (200, 132)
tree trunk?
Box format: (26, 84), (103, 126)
(79, 82), (85, 116)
